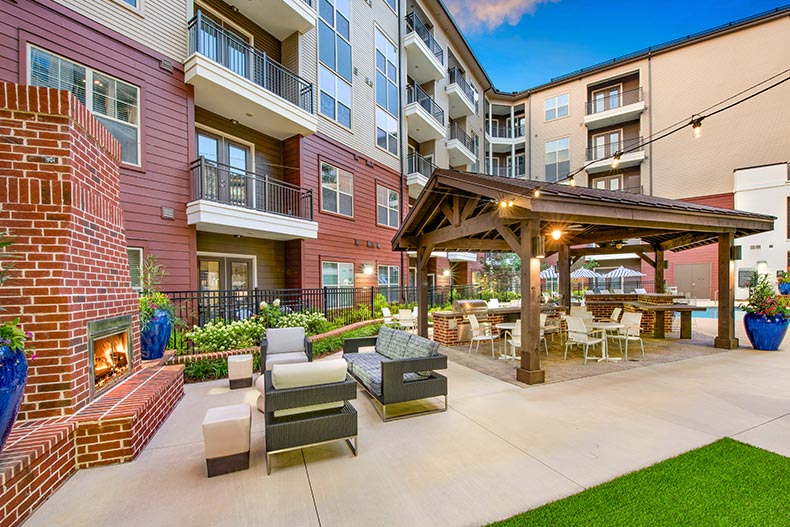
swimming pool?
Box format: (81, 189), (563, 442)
(692, 307), (745, 319)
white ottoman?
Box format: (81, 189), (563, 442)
(228, 353), (253, 389)
(202, 403), (251, 477)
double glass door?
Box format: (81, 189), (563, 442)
(197, 10), (250, 78)
(198, 256), (254, 322)
(197, 131), (251, 207)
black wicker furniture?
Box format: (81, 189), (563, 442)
(343, 327), (447, 421)
(264, 358), (358, 475)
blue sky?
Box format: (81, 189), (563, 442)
(443, 0), (784, 91)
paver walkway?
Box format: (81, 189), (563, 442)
(24, 319), (790, 527)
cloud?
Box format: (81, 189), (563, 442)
(443, 0), (556, 33)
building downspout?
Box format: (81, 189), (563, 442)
(648, 54), (654, 196)
(398, 0), (405, 297)
(527, 93), (532, 180)
(482, 87), (493, 173)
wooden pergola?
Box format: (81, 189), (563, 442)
(392, 170), (774, 384)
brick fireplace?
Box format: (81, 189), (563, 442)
(0, 82), (184, 527)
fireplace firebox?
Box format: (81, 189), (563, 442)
(87, 315), (133, 397)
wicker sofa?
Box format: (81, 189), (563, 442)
(343, 326), (447, 421)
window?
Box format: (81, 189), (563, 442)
(544, 93), (569, 121)
(507, 153), (526, 178)
(471, 131), (480, 172)
(592, 175), (622, 192)
(127, 247), (143, 291)
(592, 85), (621, 113)
(378, 265), (399, 301)
(29, 46), (140, 165)
(377, 185), (399, 228)
(384, 0), (396, 11)
(114, 0), (139, 9)
(591, 130), (621, 160)
(319, 0), (352, 128)
(321, 162), (353, 216)
(322, 261), (355, 307)
(545, 137), (570, 182)
(375, 28), (398, 155)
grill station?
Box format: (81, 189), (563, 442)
(452, 300), (490, 342)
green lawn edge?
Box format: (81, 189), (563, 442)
(486, 438), (790, 527)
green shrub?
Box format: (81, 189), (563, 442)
(313, 322), (382, 357)
(184, 318), (266, 353)
(276, 310), (330, 335)
(183, 354), (261, 382)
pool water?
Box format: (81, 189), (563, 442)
(692, 307), (745, 319)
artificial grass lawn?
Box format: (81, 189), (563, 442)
(488, 438), (790, 526)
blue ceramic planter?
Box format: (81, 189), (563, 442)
(743, 313), (789, 351)
(140, 309), (172, 360)
(0, 345), (28, 455)
(778, 282), (790, 295)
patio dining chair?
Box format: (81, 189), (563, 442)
(610, 312), (644, 360)
(468, 314), (496, 357)
(564, 316), (604, 365)
(381, 307), (393, 324)
(607, 307), (622, 323)
(506, 319), (548, 363)
(541, 313), (562, 343)
(397, 309), (415, 333)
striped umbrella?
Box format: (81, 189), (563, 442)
(603, 266), (646, 278)
(571, 268), (602, 279)
(540, 266), (558, 279)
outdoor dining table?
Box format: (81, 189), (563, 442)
(495, 322), (518, 360)
(589, 321), (624, 362)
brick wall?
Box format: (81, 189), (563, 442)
(0, 82), (140, 419)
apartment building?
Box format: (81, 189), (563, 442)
(483, 8), (790, 298)
(2, 1), (787, 300)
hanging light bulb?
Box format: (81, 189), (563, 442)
(611, 153), (621, 169)
(499, 200), (507, 209)
(692, 117), (703, 139)
(533, 189), (540, 198)
(568, 175), (576, 187)
(507, 200), (514, 208)
(551, 229), (562, 240)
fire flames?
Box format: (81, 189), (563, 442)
(94, 332), (130, 391)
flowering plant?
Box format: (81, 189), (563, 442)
(0, 319), (35, 358)
(744, 273), (790, 318)
(777, 270), (790, 285)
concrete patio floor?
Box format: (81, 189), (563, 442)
(24, 319), (790, 527)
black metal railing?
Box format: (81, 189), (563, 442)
(407, 152), (435, 179)
(188, 12), (314, 114)
(405, 12), (443, 64)
(190, 157), (313, 220)
(487, 124), (526, 139)
(448, 67), (476, 108)
(484, 161), (526, 179)
(585, 86), (642, 115)
(406, 84), (444, 126)
(586, 136), (644, 161)
(448, 123), (475, 153)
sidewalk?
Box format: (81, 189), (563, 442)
(24, 318), (790, 527)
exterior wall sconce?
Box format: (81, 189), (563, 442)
(532, 236), (546, 259)
(442, 268), (450, 277)
(362, 264), (374, 275)
(730, 246), (742, 261)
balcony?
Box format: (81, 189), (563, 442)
(185, 14), (317, 140)
(187, 157), (318, 240)
(484, 161), (525, 179)
(233, 0), (315, 40)
(584, 87), (645, 129)
(405, 85), (446, 143)
(585, 136), (645, 174)
(446, 67), (476, 118)
(485, 123), (525, 152)
(406, 152), (435, 198)
(446, 123), (476, 167)
(404, 12), (444, 84)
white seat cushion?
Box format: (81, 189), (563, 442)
(202, 403), (251, 459)
(271, 359), (348, 389)
(266, 327), (305, 354)
(265, 351), (309, 370)
(228, 354), (253, 380)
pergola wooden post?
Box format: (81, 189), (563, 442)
(416, 244), (432, 337)
(714, 232), (738, 349)
(517, 221), (545, 384)
(655, 250), (665, 293)
(558, 244), (571, 310)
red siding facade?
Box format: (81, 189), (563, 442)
(0, 0), (195, 290)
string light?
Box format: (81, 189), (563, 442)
(610, 152), (621, 169)
(533, 189), (540, 198)
(551, 229), (562, 240)
(568, 176), (576, 187)
(692, 117), (703, 138)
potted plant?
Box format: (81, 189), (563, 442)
(0, 233), (35, 454)
(743, 272), (790, 351)
(139, 255), (178, 360)
(777, 270), (790, 295)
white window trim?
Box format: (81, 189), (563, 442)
(545, 136), (570, 182)
(195, 124), (256, 172)
(377, 265), (399, 285)
(376, 184), (399, 229)
(321, 261), (355, 288)
(591, 82), (624, 111)
(383, 0), (397, 15)
(112, 0), (144, 17)
(127, 247), (143, 292)
(194, 3), (255, 47)
(28, 44), (142, 167)
(318, 0), (352, 128)
(320, 161), (354, 217)
(544, 92), (570, 122)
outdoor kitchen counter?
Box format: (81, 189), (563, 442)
(431, 305), (565, 346)
(585, 294), (685, 336)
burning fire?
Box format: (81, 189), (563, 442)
(94, 332), (130, 391)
